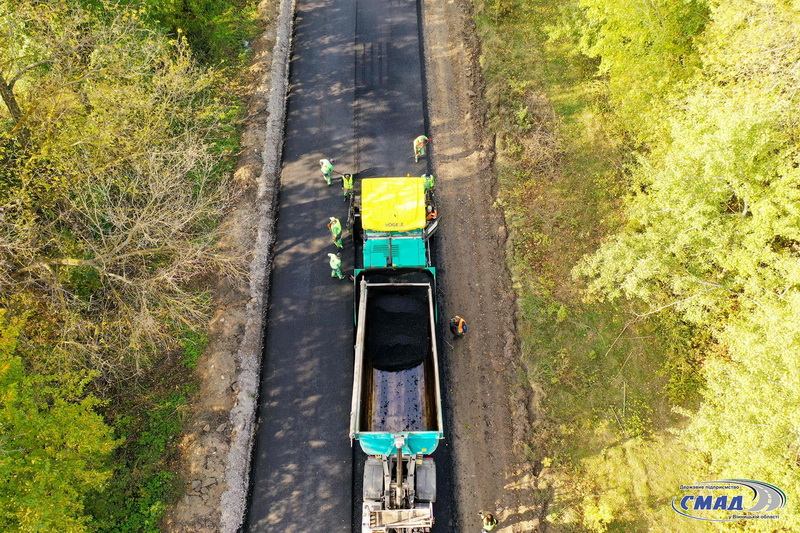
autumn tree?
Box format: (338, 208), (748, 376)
(0, 0), (252, 528)
(0, 0), (244, 378)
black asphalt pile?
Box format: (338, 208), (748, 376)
(366, 286), (429, 371)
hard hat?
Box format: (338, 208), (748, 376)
(426, 205), (433, 212)
(330, 217), (336, 221)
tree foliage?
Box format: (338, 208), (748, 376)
(0, 0), (252, 527)
(571, 0), (800, 517)
(566, 0), (709, 144)
(682, 293), (800, 529)
(0, 311), (116, 532)
(576, 86), (800, 321)
(137, 0), (259, 63)
(0, 0), (244, 379)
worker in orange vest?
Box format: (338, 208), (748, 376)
(450, 316), (467, 339)
(426, 204), (438, 221)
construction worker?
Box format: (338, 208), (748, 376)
(479, 511), (499, 531)
(320, 158), (335, 185)
(422, 173), (435, 191)
(450, 316), (467, 339)
(426, 204), (438, 221)
(327, 216), (343, 249)
(413, 135), (430, 162)
(341, 173), (354, 201)
(328, 252), (345, 279)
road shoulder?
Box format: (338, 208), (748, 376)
(422, 0), (544, 531)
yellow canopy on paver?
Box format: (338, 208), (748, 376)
(361, 177), (427, 232)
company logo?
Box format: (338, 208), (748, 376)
(672, 479), (786, 522)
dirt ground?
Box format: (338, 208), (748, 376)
(163, 0), (547, 531)
(422, 1), (547, 531)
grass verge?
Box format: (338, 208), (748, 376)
(473, 1), (713, 531)
(86, 331), (207, 532)
(82, 4), (260, 528)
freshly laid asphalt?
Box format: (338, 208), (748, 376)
(246, 0), (453, 531)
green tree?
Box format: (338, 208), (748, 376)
(567, 0), (708, 144)
(0, 311), (117, 531)
(574, 3), (800, 521)
(681, 293), (800, 531)
(699, 0), (800, 92)
(0, 0), (254, 529)
(575, 85), (800, 321)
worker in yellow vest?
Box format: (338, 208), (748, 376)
(320, 158), (335, 185)
(479, 511), (498, 531)
(327, 252), (344, 279)
(413, 135), (430, 162)
(327, 217), (343, 249)
(341, 173), (354, 201)
(422, 173), (435, 191)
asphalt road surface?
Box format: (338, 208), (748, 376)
(246, 0), (454, 531)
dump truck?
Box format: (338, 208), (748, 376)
(349, 177), (443, 533)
